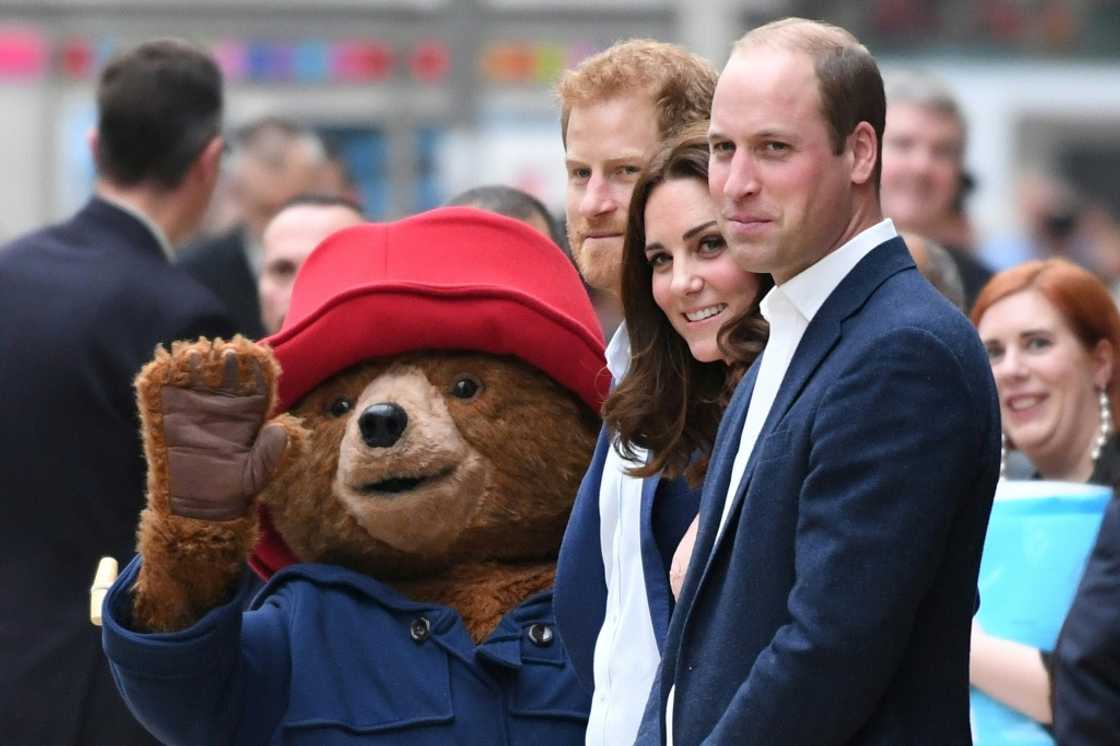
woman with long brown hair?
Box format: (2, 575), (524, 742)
(604, 125), (771, 595)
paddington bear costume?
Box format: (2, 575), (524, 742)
(100, 208), (608, 745)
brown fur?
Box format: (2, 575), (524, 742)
(131, 342), (597, 641)
(131, 337), (307, 632)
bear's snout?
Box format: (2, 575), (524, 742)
(358, 402), (409, 448)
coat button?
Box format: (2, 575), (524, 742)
(409, 616), (431, 643)
(528, 623), (554, 647)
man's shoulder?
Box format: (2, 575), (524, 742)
(0, 215), (81, 261)
(856, 263), (978, 344)
(832, 263), (993, 391)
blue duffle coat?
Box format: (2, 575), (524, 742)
(102, 557), (590, 745)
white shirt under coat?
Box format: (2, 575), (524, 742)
(586, 324), (662, 746)
(666, 218), (898, 745)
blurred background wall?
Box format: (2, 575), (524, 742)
(0, 0), (1116, 254)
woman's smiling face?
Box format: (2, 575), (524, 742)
(978, 287), (1111, 471)
(645, 177), (762, 364)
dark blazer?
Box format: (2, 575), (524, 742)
(1049, 438), (1120, 744)
(0, 198), (234, 746)
(177, 226), (265, 339)
(637, 237), (1001, 746)
(554, 426), (701, 693)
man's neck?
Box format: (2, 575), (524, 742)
(95, 179), (185, 248)
(774, 200), (884, 286)
(831, 197), (884, 258)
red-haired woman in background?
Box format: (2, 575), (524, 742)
(970, 258), (1120, 744)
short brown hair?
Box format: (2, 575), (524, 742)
(604, 124), (771, 486)
(556, 39), (716, 148)
(96, 39), (223, 190)
(734, 18), (886, 189)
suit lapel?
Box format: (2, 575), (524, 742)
(703, 314), (844, 562)
(672, 362), (757, 619)
(682, 236), (918, 616)
(638, 471), (672, 650)
(553, 425), (611, 689)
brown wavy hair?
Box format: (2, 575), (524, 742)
(603, 126), (772, 486)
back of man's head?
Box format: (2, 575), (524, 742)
(446, 185), (562, 246)
(733, 18), (886, 190)
(95, 39), (222, 191)
(555, 39), (716, 147)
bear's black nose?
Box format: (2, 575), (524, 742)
(358, 403), (408, 448)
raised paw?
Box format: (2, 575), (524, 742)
(135, 336), (289, 521)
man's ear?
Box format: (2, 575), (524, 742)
(86, 127), (99, 166)
(848, 121), (877, 186)
(192, 135), (224, 186)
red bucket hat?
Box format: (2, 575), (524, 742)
(249, 206), (608, 578)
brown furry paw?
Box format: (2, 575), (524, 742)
(130, 336), (303, 632)
(135, 336), (285, 518)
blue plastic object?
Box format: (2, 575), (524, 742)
(971, 479), (1110, 744)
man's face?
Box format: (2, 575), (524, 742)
(236, 134), (324, 239)
(881, 103), (963, 232)
(564, 94), (660, 294)
(259, 204), (363, 334)
(708, 49), (859, 284)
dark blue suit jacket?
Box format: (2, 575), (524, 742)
(1052, 488), (1120, 743)
(178, 226), (265, 339)
(554, 425), (701, 693)
(0, 198), (234, 745)
(637, 237), (1001, 746)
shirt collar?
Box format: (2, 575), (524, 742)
(96, 193), (175, 261)
(777, 218), (897, 324)
(605, 323), (632, 382)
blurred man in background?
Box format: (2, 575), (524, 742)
(901, 230), (967, 310)
(447, 184), (563, 245)
(881, 71), (992, 308)
(0, 39), (233, 746)
(258, 194), (363, 335)
(179, 116), (326, 338)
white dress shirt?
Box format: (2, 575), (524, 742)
(586, 324), (662, 746)
(666, 218), (898, 744)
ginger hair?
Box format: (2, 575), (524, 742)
(556, 39), (716, 147)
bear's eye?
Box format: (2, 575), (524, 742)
(450, 375), (482, 400)
(327, 397), (354, 418)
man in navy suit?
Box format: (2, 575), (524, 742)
(638, 18), (1001, 745)
(551, 40), (717, 746)
(0, 39), (234, 745)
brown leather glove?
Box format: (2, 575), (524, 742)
(161, 351), (288, 521)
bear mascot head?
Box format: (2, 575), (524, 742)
(250, 206), (606, 634)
